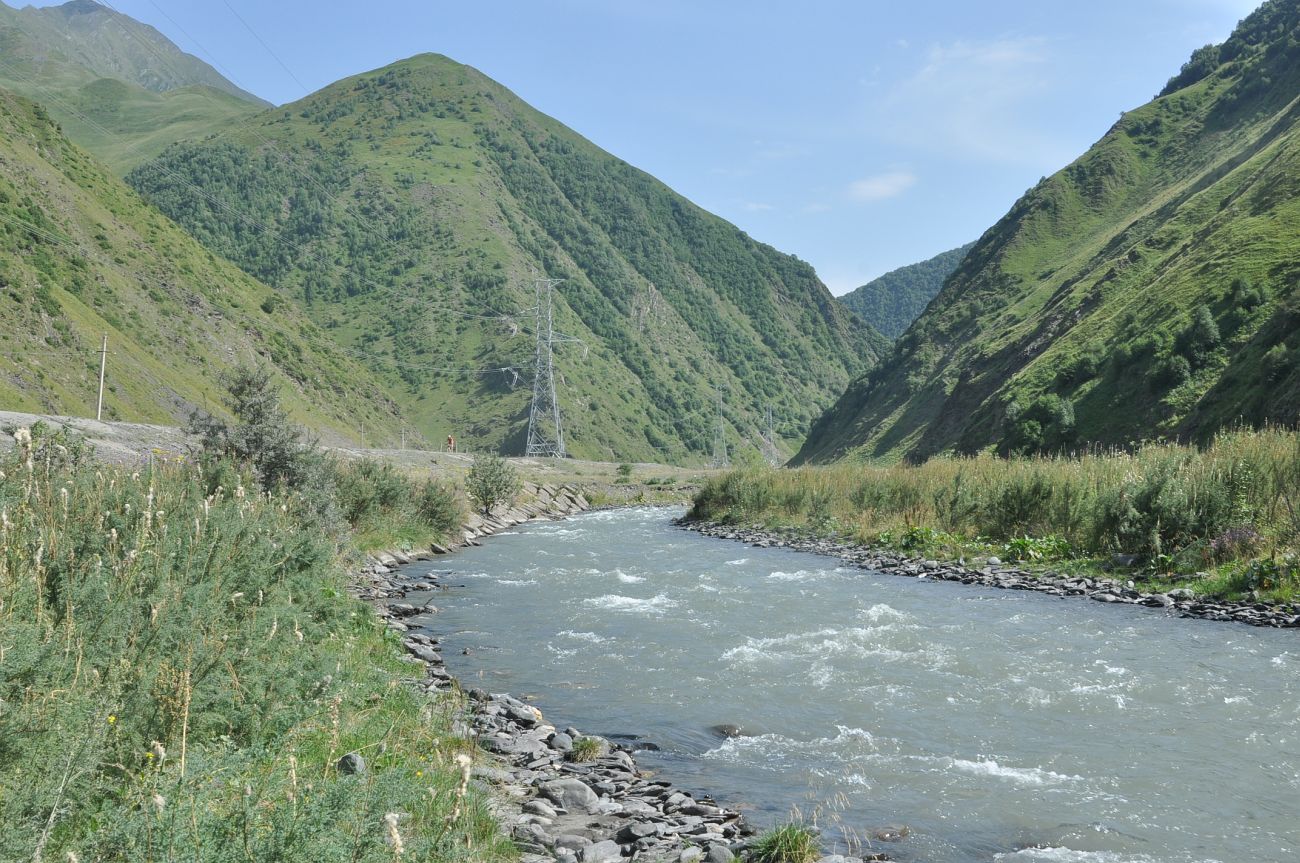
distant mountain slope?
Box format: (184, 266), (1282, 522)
(0, 0), (263, 101)
(129, 54), (886, 462)
(838, 242), (974, 339)
(798, 0), (1300, 464)
(0, 88), (403, 444)
(0, 0), (264, 172)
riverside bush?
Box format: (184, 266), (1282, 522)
(688, 428), (1300, 600)
(0, 433), (508, 862)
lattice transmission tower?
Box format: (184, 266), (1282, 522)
(710, 389), (729, 469)
(761, 403), (781, 466)
(525, 278), (580, 458)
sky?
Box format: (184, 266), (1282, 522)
(35, 0), (1263, 293)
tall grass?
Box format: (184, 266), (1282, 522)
(0, 427), (510, 862)
(691, 428), (1300, 600)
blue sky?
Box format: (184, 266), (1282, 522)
(46, 0), (1261, 292)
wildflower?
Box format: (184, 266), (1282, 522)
(150, 793), (165, 813)
(150, 740), (166, 762)
(107, 714), (116, 724)
(383, 813), (404, 855)
(13, 428), (31, 448)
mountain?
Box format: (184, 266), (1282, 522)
(838, 242), (974, 339)
(0, 87), (404, 443)
(797, 0), (1300, 464)
(0, 0), (265, 172)
(128, 53), (886, 462)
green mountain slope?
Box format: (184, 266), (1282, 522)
(798, 0), (1300, 464)
(0, 0), (264, 172)
(128, 54), (886, 462)
(0, 87), (404, 443)
(838, 242), (974, 339)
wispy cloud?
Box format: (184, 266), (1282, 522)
(848, 170), (916, 202)
(743, 201), (775, 212)
(875, 36), (1072, 170)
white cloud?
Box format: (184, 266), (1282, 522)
(848, 170), (916, 202)
(743, 201), (775, 212)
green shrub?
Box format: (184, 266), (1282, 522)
(750, 823), (820, 863)
(465, 453), (520, 515)
(0, 438), (509, 863)
(567, 736), (605, 763)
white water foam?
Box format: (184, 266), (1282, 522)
(496, 578), (538, 586)
(948, 757), (1083, 786)
(582, 594), (676, 614)
(703, 725), (879, 771)
(725, 558), (749, 565)
(556, 630), (608, 643)
(616, 570), (647, 584)
(767, 569), (823, 582)
(859, 603), (909, 623)
(993, 849), (1216, 863)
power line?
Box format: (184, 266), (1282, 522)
(215, 0), (313, 95)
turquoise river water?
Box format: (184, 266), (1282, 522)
(402, 506), (1299, 863)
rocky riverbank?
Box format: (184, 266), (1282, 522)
(681, 521), (1300, 630)
(350, 494), (900, 863)
(349, 499), (822, 863)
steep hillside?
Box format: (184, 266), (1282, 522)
(799, 0), (1300, 464)
(0, 87), (404, 444)
(0, 0), (264, 171)
(838, 241), (974, 339)
(129, 54), (886, 462)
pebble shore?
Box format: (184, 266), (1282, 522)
(681, 521), (1300, 630)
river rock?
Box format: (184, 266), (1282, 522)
(523, 799), (559, 818)
(541, 777), (601, 813)
(579, 840), (622, 863)
(616, 822), (660, 843)
(705, 844), (735, 863)
(709, 724), (748, 738)
(550, 731), (574, 752)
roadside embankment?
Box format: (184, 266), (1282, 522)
(680, 521), (1300, 629)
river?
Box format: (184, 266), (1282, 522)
(402, 506), (1299, 863)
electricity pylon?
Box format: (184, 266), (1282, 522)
(710, 389), (729, 469)
(761, 403), (781, 466)
(525, 278), (580, 458)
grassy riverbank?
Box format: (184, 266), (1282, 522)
(690, 428), (1300, 603)
(0, 426), (511, 862)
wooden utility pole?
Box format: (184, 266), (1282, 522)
(95, 334), (108, 421)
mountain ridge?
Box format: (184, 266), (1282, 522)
(798, 0), (1300, 464)
(128, 52), (887, 462)
(838, 242), (975, 340)
(0, 85), (405, 444)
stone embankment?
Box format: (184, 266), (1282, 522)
(682, 522), (1300, 630)
(350, 493), (796, 863)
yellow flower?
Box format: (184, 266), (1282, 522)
(107, 715), (117, 724)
